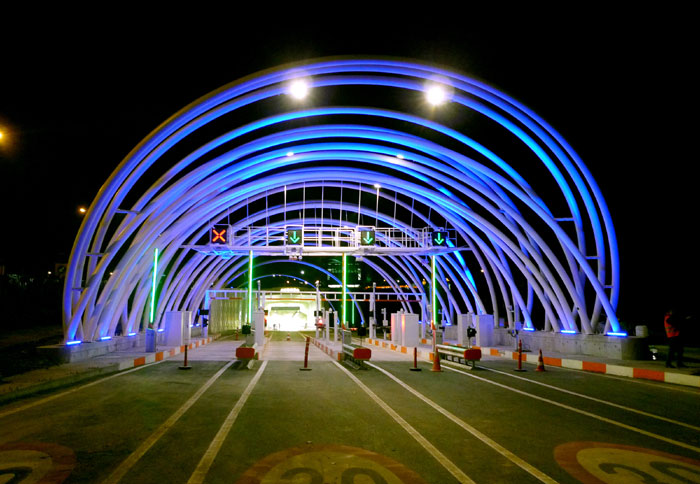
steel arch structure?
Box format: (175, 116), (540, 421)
(63, 57), (621, 343)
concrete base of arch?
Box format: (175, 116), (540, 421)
(491, 329), (649, 360)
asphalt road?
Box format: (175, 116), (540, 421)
(1, 333), (699, 483)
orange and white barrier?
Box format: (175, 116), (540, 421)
(118, 336), (215, 371)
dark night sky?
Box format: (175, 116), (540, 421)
(0, 12), (695, 326)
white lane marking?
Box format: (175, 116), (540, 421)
(332, 360), (477, 484)
(477, 364), (700, 432)
(367, 362), (560, 484)
(101, 360), (235, 484)
(442, 363), (700, 454)
(0, 358), (169, 420)
(187, 361), (268, 484)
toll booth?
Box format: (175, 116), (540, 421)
(390, 312), (400, 344)
(474, 314), (494, 347)
(164, 311), (192, 346)
(457, 313), (474, 346)
(252, 310), (265, 346)
(401, 313), (420, 347)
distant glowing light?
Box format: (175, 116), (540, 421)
(66, 340), (82, 346)
(286, 151), (294, 157)
(396, 154), (404, 159)
(426, 84), (448, 105)
(289, 79), (309, 99)
(78, 207), (87, 214)
(128, 332), (137, 336)
(561, 330), (577, 334)
(157, 328), (165, 332)
(100, 336), (112, 341)
(522, 327), (535, 332)
(374, 183), (381, 189)
(606, 332), (627, 337)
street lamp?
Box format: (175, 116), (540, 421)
(289, 79), (309, 100)
(426, 84), (449, 106)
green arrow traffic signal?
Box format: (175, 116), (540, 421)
(433, 231), (446, 246)
(361, 231), (375, 245)
(288, 230), (302, 244)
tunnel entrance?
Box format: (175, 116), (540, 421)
(62, 58), (622, 352)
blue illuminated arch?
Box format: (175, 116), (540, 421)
(63, 57), (621, 342)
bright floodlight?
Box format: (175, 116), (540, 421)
(289, 79), (309, 99)
(426, 85), (448, 105)
(374, 183), (381, 189)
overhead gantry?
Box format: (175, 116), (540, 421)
(62, 57), (622, 344)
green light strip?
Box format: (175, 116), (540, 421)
(352, 296), (355, 326)
(248, 250), (253, 323)
(150, 247), (159, 327)
(342, 253), (347, 329)
(431, 255), (436, 330)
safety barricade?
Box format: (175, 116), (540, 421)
(436, 344), (481, 368)
(343, 344), (372, 369)
(235, 345), (257, 361)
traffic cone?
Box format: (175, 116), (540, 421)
(286, 333), (291, 341)
(536, 349), (545, 372)
(431, 346), (442, 372)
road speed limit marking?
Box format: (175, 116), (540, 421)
(555, 441), (700, 483)
(0, 442), (75, 484)
(235, 444), (427, 484)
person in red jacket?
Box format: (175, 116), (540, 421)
(664, 309), (686, 368)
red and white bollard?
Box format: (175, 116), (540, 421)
(300, 336), (312, 371)
(179, 344), (192, 370)
(514, 339), (526, 372)
(410, 346), (422, 371)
